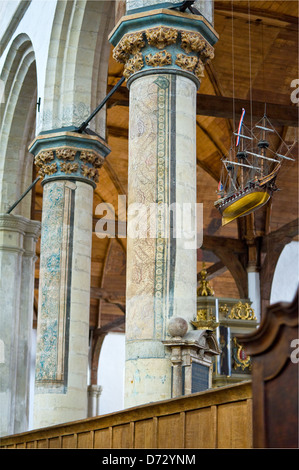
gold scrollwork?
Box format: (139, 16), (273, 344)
(145, 27), (178, 49)
(60, 162), (79, 174)
(56, 148), (77, 161)
(228, 301), (257, 321)
(232, 337), (251, 371)
(145, 50), (172, 67)
(219, 304), (229, 317)
(123, 52), (144, 79)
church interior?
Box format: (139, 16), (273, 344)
(0, 0), (298, 450)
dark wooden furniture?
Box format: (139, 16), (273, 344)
(238, 289), (299, 448)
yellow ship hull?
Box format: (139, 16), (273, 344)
(221, 190), (271, 226)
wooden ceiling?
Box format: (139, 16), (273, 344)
(32, 1), (298, 346)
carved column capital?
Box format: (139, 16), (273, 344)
(29, 131), (110, 188)
(109, 8), (218, 85)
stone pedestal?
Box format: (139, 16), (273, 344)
(163, 317), (220, 398)
(0, 214), (40, 437)
(29, 131), (110, 428)
(109, 7), (218, 407)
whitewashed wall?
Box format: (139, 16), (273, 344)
(270, 241), (299, 304)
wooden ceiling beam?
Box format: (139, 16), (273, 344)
(214, 1), (299, 28)
(107, 85), (298, 127)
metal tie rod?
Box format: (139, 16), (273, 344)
(6, 176), (41, 214)
(76, 76), (125, 134)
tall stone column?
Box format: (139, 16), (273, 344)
(109, 5), (218, 407)
(29, 131), (110, 428)
(0, 214), (40, 436)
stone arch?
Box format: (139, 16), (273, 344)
(41, 0), (115, 136)
(0, 33), (37, 217)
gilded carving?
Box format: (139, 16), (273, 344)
(145, 50), (172, 67)
(94, 156), (104, 169)
(197, 264), (214, 296)
(113, 32), (145, 63)
(195, 58), (205, 79)
(232, 337), (251, 371)
(60, 162), (79, 174)
(34, 150), (54, 168)
(80, 150), (96, 164)
(145, 27), (178, 49)
(175, 53), (198, 73)
(56, 148), (76, 161)
(191, 307), (219, 330)
(180, 31), (207, 54)
(81, 164), (99, 183)
(228, 301), (257, 321)
(201, 43), (214, 62)
(38, 162), (58, 176)
(219, 304), (229, 317)
(123, 52), (144, 79)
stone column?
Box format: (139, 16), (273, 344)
(247, 268), (261, 322)
(29, 131), (110, 428)
(0, 214), (40, 437)
(87, 384), (103, 417)
(109, 6), (218, 407)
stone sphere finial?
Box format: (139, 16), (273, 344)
(168, 317), (188, 338)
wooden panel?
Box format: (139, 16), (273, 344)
(112, 424), (132, 448)
(0, 382), (252, 449)
(77, 431), (93, 448)
(217, 400), (252, 448)
(48, 437), (61, 448)
(185, 406), (217, 448)
(61, 434), (77, 448)
(36, 439), (48, 448)
(94, 428), (111, 448)
(26, 441), (35, 448)
(157, 414), (184, 449)
(134, 419), (155, 449)
(239, 291), (299, 448)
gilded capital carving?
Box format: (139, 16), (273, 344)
(56, 148), (77, 160)
(109, 8), (218, 82)
(113, 31), (145, 63)
(145, 27), (178, 49)
(38, 162), (58, 176)
(123, 52), (144, 79)
(60, 162), (79, 174)
(145, 50), (172, 67)
(81, 164), (99, 183)
(181, 31), (206, 53)
(175, 53), (198, 72)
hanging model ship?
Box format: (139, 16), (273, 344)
(214, 108), (296, 226)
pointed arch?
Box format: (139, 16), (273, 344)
(0, 33), (37, 216)
(41, 0), (115, 136)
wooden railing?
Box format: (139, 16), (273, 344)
(0, 381), (252, 449)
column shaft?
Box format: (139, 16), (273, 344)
(109, 6), (218, 407)
(29, 130), (110, 429)
(33, 181), (93, 427)
(125, 73), (197, 406)
(0, 214), (40, 436)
